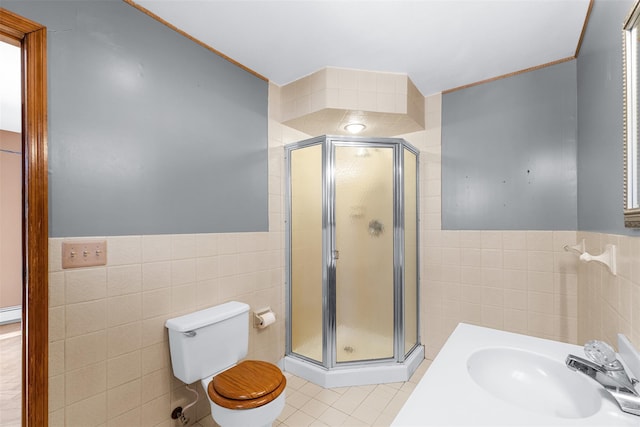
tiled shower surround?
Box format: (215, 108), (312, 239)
(45, 75), (640, 426)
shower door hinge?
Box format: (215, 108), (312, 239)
(333, 250), (339, 260)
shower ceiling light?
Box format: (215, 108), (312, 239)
(344, 123), (366, 134)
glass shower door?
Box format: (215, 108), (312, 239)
(289, 144), (323, 362)
(403, 148), (418, 355)
(334, 144), (395, 362)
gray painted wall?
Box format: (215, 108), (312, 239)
(6, 0), (268, 237)
(442, 61), (578, 230)
(577, 0), (640, 235)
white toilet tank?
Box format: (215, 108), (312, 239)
(165, 301), (250, 384)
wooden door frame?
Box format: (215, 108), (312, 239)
(0, 8), (48, 427)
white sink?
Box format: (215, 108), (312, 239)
(467, 347), (602, 418)
(392, 324), (640, 426)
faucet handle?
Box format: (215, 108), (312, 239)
(585, 340), (624, 371)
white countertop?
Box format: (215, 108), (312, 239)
(392, 323), (640, 426)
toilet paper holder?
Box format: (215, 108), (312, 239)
(253, 307), (275, 328)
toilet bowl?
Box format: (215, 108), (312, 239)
(204, 360), (286, 427)
(165, 302), (286, 427)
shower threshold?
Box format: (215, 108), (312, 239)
(282, 345), (425, 388)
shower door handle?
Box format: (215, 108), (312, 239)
(332, 250), (339, 260)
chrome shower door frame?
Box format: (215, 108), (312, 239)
(285, 135), (420, 370)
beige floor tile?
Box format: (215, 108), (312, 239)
(361, 385), (397, 410)
(193, 415), (216, 427)
(316, 407), (349, 426)
(384, 382), (403, 390)
(278, 403), (298, 422)
(314, 388), (342, 406)
(351, 402), (382, 424)
(398, 381), (417, 394)
(275, 359), (430, 427)
(409, 360), (431, 383)
(0, 323), (21, 427)
(284, 409), (316, 427)
(300, 398), (330, 419)
(285, 373), (309, 391)
(373, 411), (398, 427)
(332, 387), (371, 414)
(330, 386), (350, 395)
(299, 381), (324, 398)
(286, 390), (313, 410)
(4, 327), (427, 427)
(342, 415), (370, 426)
(382, 390), (412, 416)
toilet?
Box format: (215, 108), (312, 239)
(165, 301), (286, 427)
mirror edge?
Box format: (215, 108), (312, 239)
(625, 209), (640, 228)
(623, 0), (640, 228)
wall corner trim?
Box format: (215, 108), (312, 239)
(122, 0), (269, 82)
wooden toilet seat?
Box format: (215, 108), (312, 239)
(208, 360), (286, 409)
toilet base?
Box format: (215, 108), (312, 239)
(201, 378), (286, 427)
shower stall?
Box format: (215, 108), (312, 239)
(284, 135), (424, 388)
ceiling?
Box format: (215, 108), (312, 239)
(135, 0), (592, 97)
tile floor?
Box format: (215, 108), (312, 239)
(0, 323), (430, 427)
(0, 322), (21, 427)
(193, 360), (431, 427)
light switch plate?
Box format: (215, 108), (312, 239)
(61, 240), (107, 269)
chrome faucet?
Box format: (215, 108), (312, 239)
(566, 340), (640, 416)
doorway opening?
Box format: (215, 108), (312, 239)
(0, 37), (23, 425)
(0, 8), (49, 426)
